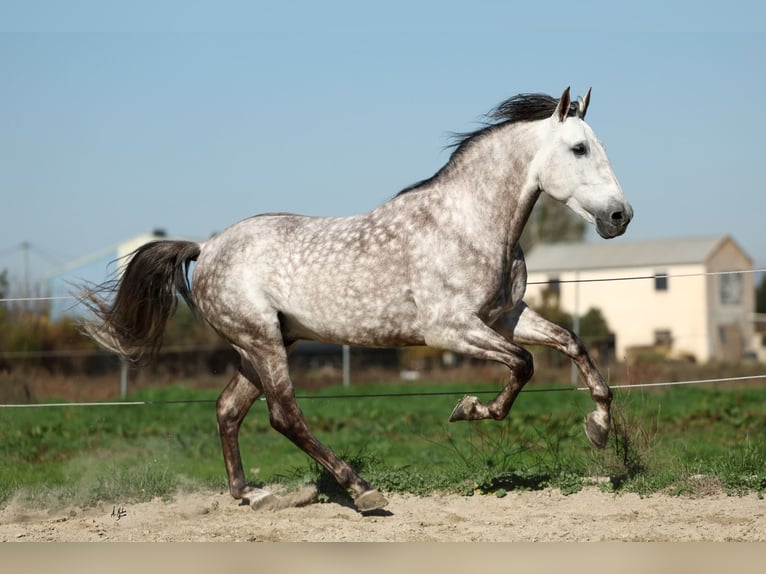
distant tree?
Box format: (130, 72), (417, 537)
(757, 274), (766, 314)
(0, 269), (8, 321)
(520, 193), (587, 252)
(0, 269), (7, 299)
(164, 305), (222, 347)
(530, 286), (614, 365)
(579, 308), (612, 342)
(534, 294), (612, 344)
(533, 285), (573, 331)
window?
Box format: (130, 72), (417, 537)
(654, 273), (668, 291)
(654, 329), (673, 347)
(547, 277), (561, 297)
(719, 273), (743, 305)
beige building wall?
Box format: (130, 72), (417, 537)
(526, 263), (711, 362)
(525, 236), (756, 363)
(706, 239), (754, 361)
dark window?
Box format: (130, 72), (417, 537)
(654, 329), (673, 347)
(547, 277), (561, 297)
(719, 273), (743, 305)
(654, 273), (668, 291)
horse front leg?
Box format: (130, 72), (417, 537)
(501, 303), (612, 449)
(425, 315), (536, 422)
(448, 365), (531, 423)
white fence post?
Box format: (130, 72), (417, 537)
(342, 345), (350, 387)
(120, 358), (128, 398)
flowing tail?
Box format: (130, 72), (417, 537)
(79, 240), (201, 364)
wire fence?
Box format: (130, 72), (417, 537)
(2, 266), (766, 409)
(1, 267), (764, 305)
(2, 374), (766, 410)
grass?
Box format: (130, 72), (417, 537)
(1, 379), (765, 508)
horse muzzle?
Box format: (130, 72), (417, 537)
(595, 203), (633, 239)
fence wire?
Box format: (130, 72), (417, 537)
(2, 373), (766, 409)
(2, 266), (765, 409)
(1, 267), (764, 305)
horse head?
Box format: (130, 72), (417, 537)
(534, 87), (633, 239)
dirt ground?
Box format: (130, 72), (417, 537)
(2, 486), (764, 542)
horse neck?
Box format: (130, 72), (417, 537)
(434, 121), (544, 249)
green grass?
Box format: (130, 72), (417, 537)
(2, 380), (765, 508)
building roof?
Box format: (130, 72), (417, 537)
(525, 235), (742, 272)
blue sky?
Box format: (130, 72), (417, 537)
(2, 1), (765, 294)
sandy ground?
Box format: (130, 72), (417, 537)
(1, 486), (764, 542)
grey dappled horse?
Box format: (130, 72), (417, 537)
(81, 88), (633, 512)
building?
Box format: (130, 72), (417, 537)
(46, 229), (172, 321)
(524, 235), (756, 363)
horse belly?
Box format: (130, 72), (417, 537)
(278, 290), (424, 348)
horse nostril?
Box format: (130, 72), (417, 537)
(611, 211), (624, 223)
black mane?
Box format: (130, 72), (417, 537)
(397, 93), (575, 196)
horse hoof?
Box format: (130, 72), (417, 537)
(355, 490), (388, 512)
(449, 395), (479, 422)
(584, 411), (610, 449)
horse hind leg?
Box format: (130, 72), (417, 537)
(217, 363), (320, 511)
(242, 332), (388, 513)
(216, 368), (276, 508)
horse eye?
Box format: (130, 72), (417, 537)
(572, 143), (588, 156)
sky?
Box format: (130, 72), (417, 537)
(2, 0), (765, 296)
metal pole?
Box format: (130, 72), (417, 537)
(571, 270), (580, 387)
(21, 241), (30, 310)
(342, 345), (350, 387)
(120, 358), (128, 398)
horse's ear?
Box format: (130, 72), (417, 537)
(578, 87), (591, 119)
(555, 87), (571, 122)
